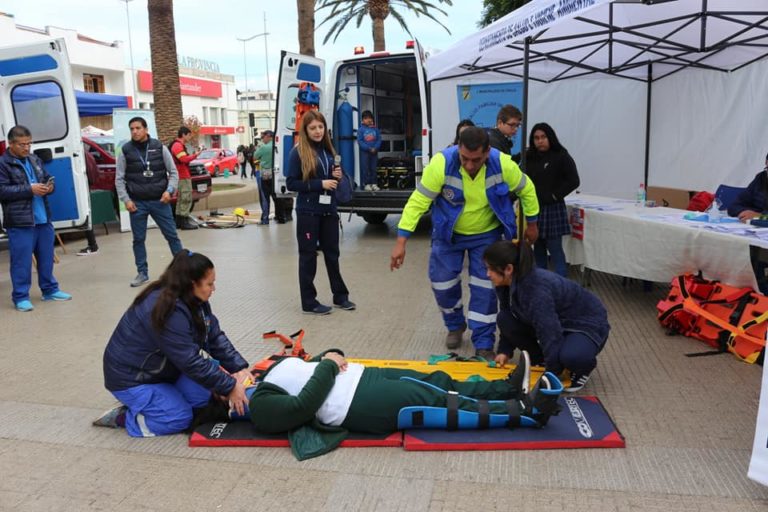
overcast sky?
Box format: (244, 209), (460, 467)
(0, 0), (485, 91)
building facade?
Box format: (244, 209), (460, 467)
(0, 12), (239, 149)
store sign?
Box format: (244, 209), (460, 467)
(137, 71), (222, 98)
(200, 126), (235, 135)
(178, 55), (220, 73)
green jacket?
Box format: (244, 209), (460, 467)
(249, 351), (349, 460)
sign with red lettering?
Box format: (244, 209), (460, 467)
(137, 71), (222, 98)
(199, 126), (235, 135)
(570, 207), (585, 240)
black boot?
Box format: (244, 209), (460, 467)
(525, 372), (564, 427)
(179, 216), (199, 230)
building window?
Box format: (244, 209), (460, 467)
(202, 106), (209, 124)
(220, 108), (227, 126)
(83, 74), (105, 93)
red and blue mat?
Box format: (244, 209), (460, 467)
(189, 396), (623, 451)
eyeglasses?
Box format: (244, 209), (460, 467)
(504, 121), (521, 129)
(12, 141), (32, 147)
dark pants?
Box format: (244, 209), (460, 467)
(534, 236), (567, 277)
(240, 162), (248, 178)
(296, 213), (349, 310)
(129, 200), (183, 275)
(85, 229), (98, 250)
(258, 177), (276, 223)
(343, 368), (521, 434)
(497, 309), (602, 375)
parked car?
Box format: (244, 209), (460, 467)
(190, 148), (239, 177)
(82, 136), (212, 205)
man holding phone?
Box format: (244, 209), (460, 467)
(0, 125), (72, 312)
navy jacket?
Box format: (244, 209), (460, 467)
(496, 268), (610, 370)
(286, 144), (338, 215)
(103, 289), (248, 395)
(0, 151), (52, 228)
(728, 170), (768, 217)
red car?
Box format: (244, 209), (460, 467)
(82, 136), (212, 204)
(190, 148), (239, 177)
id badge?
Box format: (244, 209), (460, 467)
(319, 194), (331, 205)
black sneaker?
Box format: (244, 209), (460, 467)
(506, 350), (531, 394)
(77, 246), (99, 256)
(302, 304), (332, 315)
(564, 371), (591, 392)
(92, 404), (127, 428)
(333, 300), (356, 311)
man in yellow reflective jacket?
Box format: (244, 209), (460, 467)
(390, 127), (539, 359)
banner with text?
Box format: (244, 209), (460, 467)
(456, 82), (524, 156)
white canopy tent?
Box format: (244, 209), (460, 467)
(427, 0), (768, 198)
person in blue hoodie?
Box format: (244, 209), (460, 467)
(287, 110), (355, 315)
(483, 240), (610, 392)
(357, 110), (382, 191)
(96, 250), (252, 437)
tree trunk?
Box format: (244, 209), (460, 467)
(147, 0), (183, 143)
(372, 17), (386, 52)
(368, 0), (390, 52)
(297, 0), (316, 56)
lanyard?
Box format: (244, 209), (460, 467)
(16, 158), (36, 183)
(133, 143), (151, 170)
(318, 150), (329, 178)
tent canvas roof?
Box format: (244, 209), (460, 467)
(427, 0), (768, 83)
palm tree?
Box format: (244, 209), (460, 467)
(297, 0), (317, 56)
(317, 0), (453, 52)
(479, 0), (531, 27)
(147, 0), (183, 143)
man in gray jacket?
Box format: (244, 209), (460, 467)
(116, 117), (182, 287)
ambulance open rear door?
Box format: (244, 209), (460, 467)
(273, 51), (325, 197)
(0, 38), (89, 229)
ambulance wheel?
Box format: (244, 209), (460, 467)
(362, 213), (387, 224)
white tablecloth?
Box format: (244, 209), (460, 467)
(562, 194), (766, 289)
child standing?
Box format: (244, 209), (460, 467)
(357, 110), (381, 191)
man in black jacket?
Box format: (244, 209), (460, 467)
(115, 117), (182, 287)
(0, 125), (72, 311)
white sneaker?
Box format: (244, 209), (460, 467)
(371, 184), (380, 191)
(364, 184), (373, 191)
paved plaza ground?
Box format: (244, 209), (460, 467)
(1, 195), (767, 510)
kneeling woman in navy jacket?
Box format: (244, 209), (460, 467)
(99, 251), (251, 436)
(286, 110), (354, 315)
(484, 241), (609, 392)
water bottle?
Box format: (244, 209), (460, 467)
(708, 198), (722, 223)
(636, 183), (646, 207)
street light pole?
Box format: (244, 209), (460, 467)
(263, 13), (272, 129)
(118, 0), (137, 107)
(236, 31), (269, 143)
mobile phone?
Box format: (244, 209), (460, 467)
(46, 176), (55, 185)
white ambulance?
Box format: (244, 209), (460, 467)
(0, 39), (90, 230)
(273, 41), (431, 224)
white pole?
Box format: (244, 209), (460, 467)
(263, 12), (272, 130)
(236, 31), (269, 143)
(120, 0), (137, 107)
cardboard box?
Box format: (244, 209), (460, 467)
(646, 186), (693, 209)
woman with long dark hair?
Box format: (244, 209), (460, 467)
(286, 110), (355, 315)
(524, 123), (580, 277)
(97, 251), (251, 436)
(483, 240), (609, 392)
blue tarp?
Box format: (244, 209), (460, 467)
(11, 82), (128, 117)
(74, 90), (128, 117)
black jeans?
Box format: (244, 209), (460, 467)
(296, 213), (349, 310)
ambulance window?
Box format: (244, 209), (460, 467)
(282, 86), (300, 131)
(11, 81), (68, 142)
(359, 67), (374, 88)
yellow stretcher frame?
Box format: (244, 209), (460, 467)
(349, 358), (570, 388)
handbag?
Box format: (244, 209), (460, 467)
(336, 174), (354, 204)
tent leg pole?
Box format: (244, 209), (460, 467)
(644, 62), (653, 188)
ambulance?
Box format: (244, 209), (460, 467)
(0, 39), (90, 230)
(273, 41), (431, 224)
